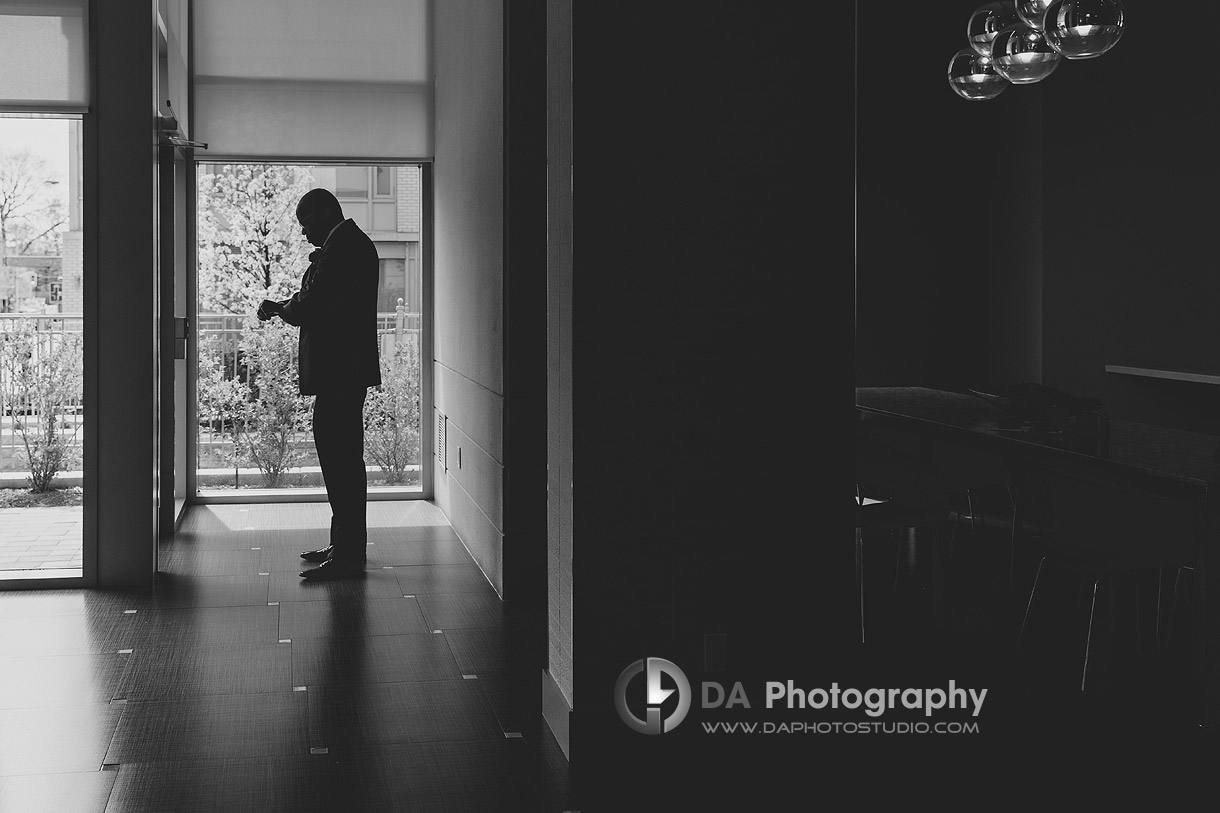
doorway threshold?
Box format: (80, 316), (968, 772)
(195, 486), (423, 504)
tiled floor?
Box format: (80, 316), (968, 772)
(0, 501), (570, 812)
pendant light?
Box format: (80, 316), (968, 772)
(1043, 0), (1124, 59)
(947, 49), (1009, 101)
(966, 1), (1021, 56)
(990, 24), (1062, 84)
(1015, 0), (1056, 30)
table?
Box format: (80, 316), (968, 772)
(856, 386), (1220, 730)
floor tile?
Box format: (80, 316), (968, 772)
(147, 573), (269, 609)
(104, 756), (337, 813)
(440, 625), (543, 677)
(0, 769), (117, 813)
(278, 595), (430, 639)
(330, 739), (544, 812)
(0, 652), (131, 709)
(291, 633), (462, 688)
(0, 607), (138, 657)
(392, 563), (497, 596)
(267, 568), (405, 603)
(0, 590), (93, 618)
(129, 604), (281, 647)
(0, 703), (125, 776)
(104, 692), (308, 763)
(308, 679), (503, 751)
(158, 547), (262, 577)
(416, 592), (521, 630)
(367, 537), (471, 566)
(114, 641), (292, 700)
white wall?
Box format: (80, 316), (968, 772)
(432, 0), (506, 592)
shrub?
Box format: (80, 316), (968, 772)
(232, 317), (313, 487)
(0, 319), (83, 492)
(364, 337), (421, 484)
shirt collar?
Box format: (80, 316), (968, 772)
(323, 219), (346, 247)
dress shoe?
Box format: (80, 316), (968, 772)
(299, 557), (366, 581)
(300, 545), (335, 563)
(301, 546), (367, 565)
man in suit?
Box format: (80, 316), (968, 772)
(258, 187), (382, 580)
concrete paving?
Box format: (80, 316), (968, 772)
(0, 506), (83, 572)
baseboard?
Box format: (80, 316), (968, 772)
(541, 668), (571, 761)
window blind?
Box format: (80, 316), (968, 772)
(0, 0), (90, 111)
(193, 0), (433, 160)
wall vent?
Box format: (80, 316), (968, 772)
(436, 412), (447, 471)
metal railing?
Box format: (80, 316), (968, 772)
(0, 314), (85, 475)
(196, 299), (421, 484)
(1, 301), (421, 478)
(197, 305), (420, 380)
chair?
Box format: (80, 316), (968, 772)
(924, 437), (1023, 588)
(1012, 467), (1194, 692)
(855, 421), (954, 644)
(855, 495), (951, 643)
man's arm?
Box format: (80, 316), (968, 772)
(258, 258), (333, 325)
(277, 263), (332, 326)
(257, 299), (282, 321)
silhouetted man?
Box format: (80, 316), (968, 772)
(258, 188), (381, 580)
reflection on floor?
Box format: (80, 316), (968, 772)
(0, 501), (569, 812)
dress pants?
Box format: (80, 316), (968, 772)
(312, 387), (369, 560)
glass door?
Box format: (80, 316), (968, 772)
(0, 115), (86, 581)
(157, 142), (190, 539)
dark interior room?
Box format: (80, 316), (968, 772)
(852, 0), (1220, 793)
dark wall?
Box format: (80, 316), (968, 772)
(859, 3), (1220, 434)
(856, 2), (1043, 392)
(90, 0), (160, 586)
(1042, 4), (1220, 433)
(572, 3), (850, 809)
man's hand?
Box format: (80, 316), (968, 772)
(257, 299), (283, 321)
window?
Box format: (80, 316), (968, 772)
(336, 166), (367, 198)
(195, 162), (424, 496)
(374, 166), (394, 197)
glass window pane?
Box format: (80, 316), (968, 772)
(372, 201), (395, 232)
(378, 258), (406, 311)
(0, 116), (85, 579)
(336, 166), (367, 198)
(310, 166), (336, 194)
(347, 204), (370, 232)
(375, 166), (393, 196)
(196, 161), (423, 496)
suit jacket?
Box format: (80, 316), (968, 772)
(278, 218), (382, 395)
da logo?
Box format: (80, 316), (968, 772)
(614, 657), (691, 735)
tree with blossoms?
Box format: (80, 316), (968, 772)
(197, 164), (315, 314)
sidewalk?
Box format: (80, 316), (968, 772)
(0, 506), (83, 572)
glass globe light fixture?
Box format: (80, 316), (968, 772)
(1015, 0), (1056, 30)
(990, 25), (1062, 83)
(948, 48), (1009, 101)
(967, 1), (1021, 56)
(1043, 0), (1124, 59)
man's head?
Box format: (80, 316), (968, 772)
(296, 188), (344, 247)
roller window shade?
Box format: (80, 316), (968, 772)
(193, 0), (433, 160)
(0, 0), (90, 111)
